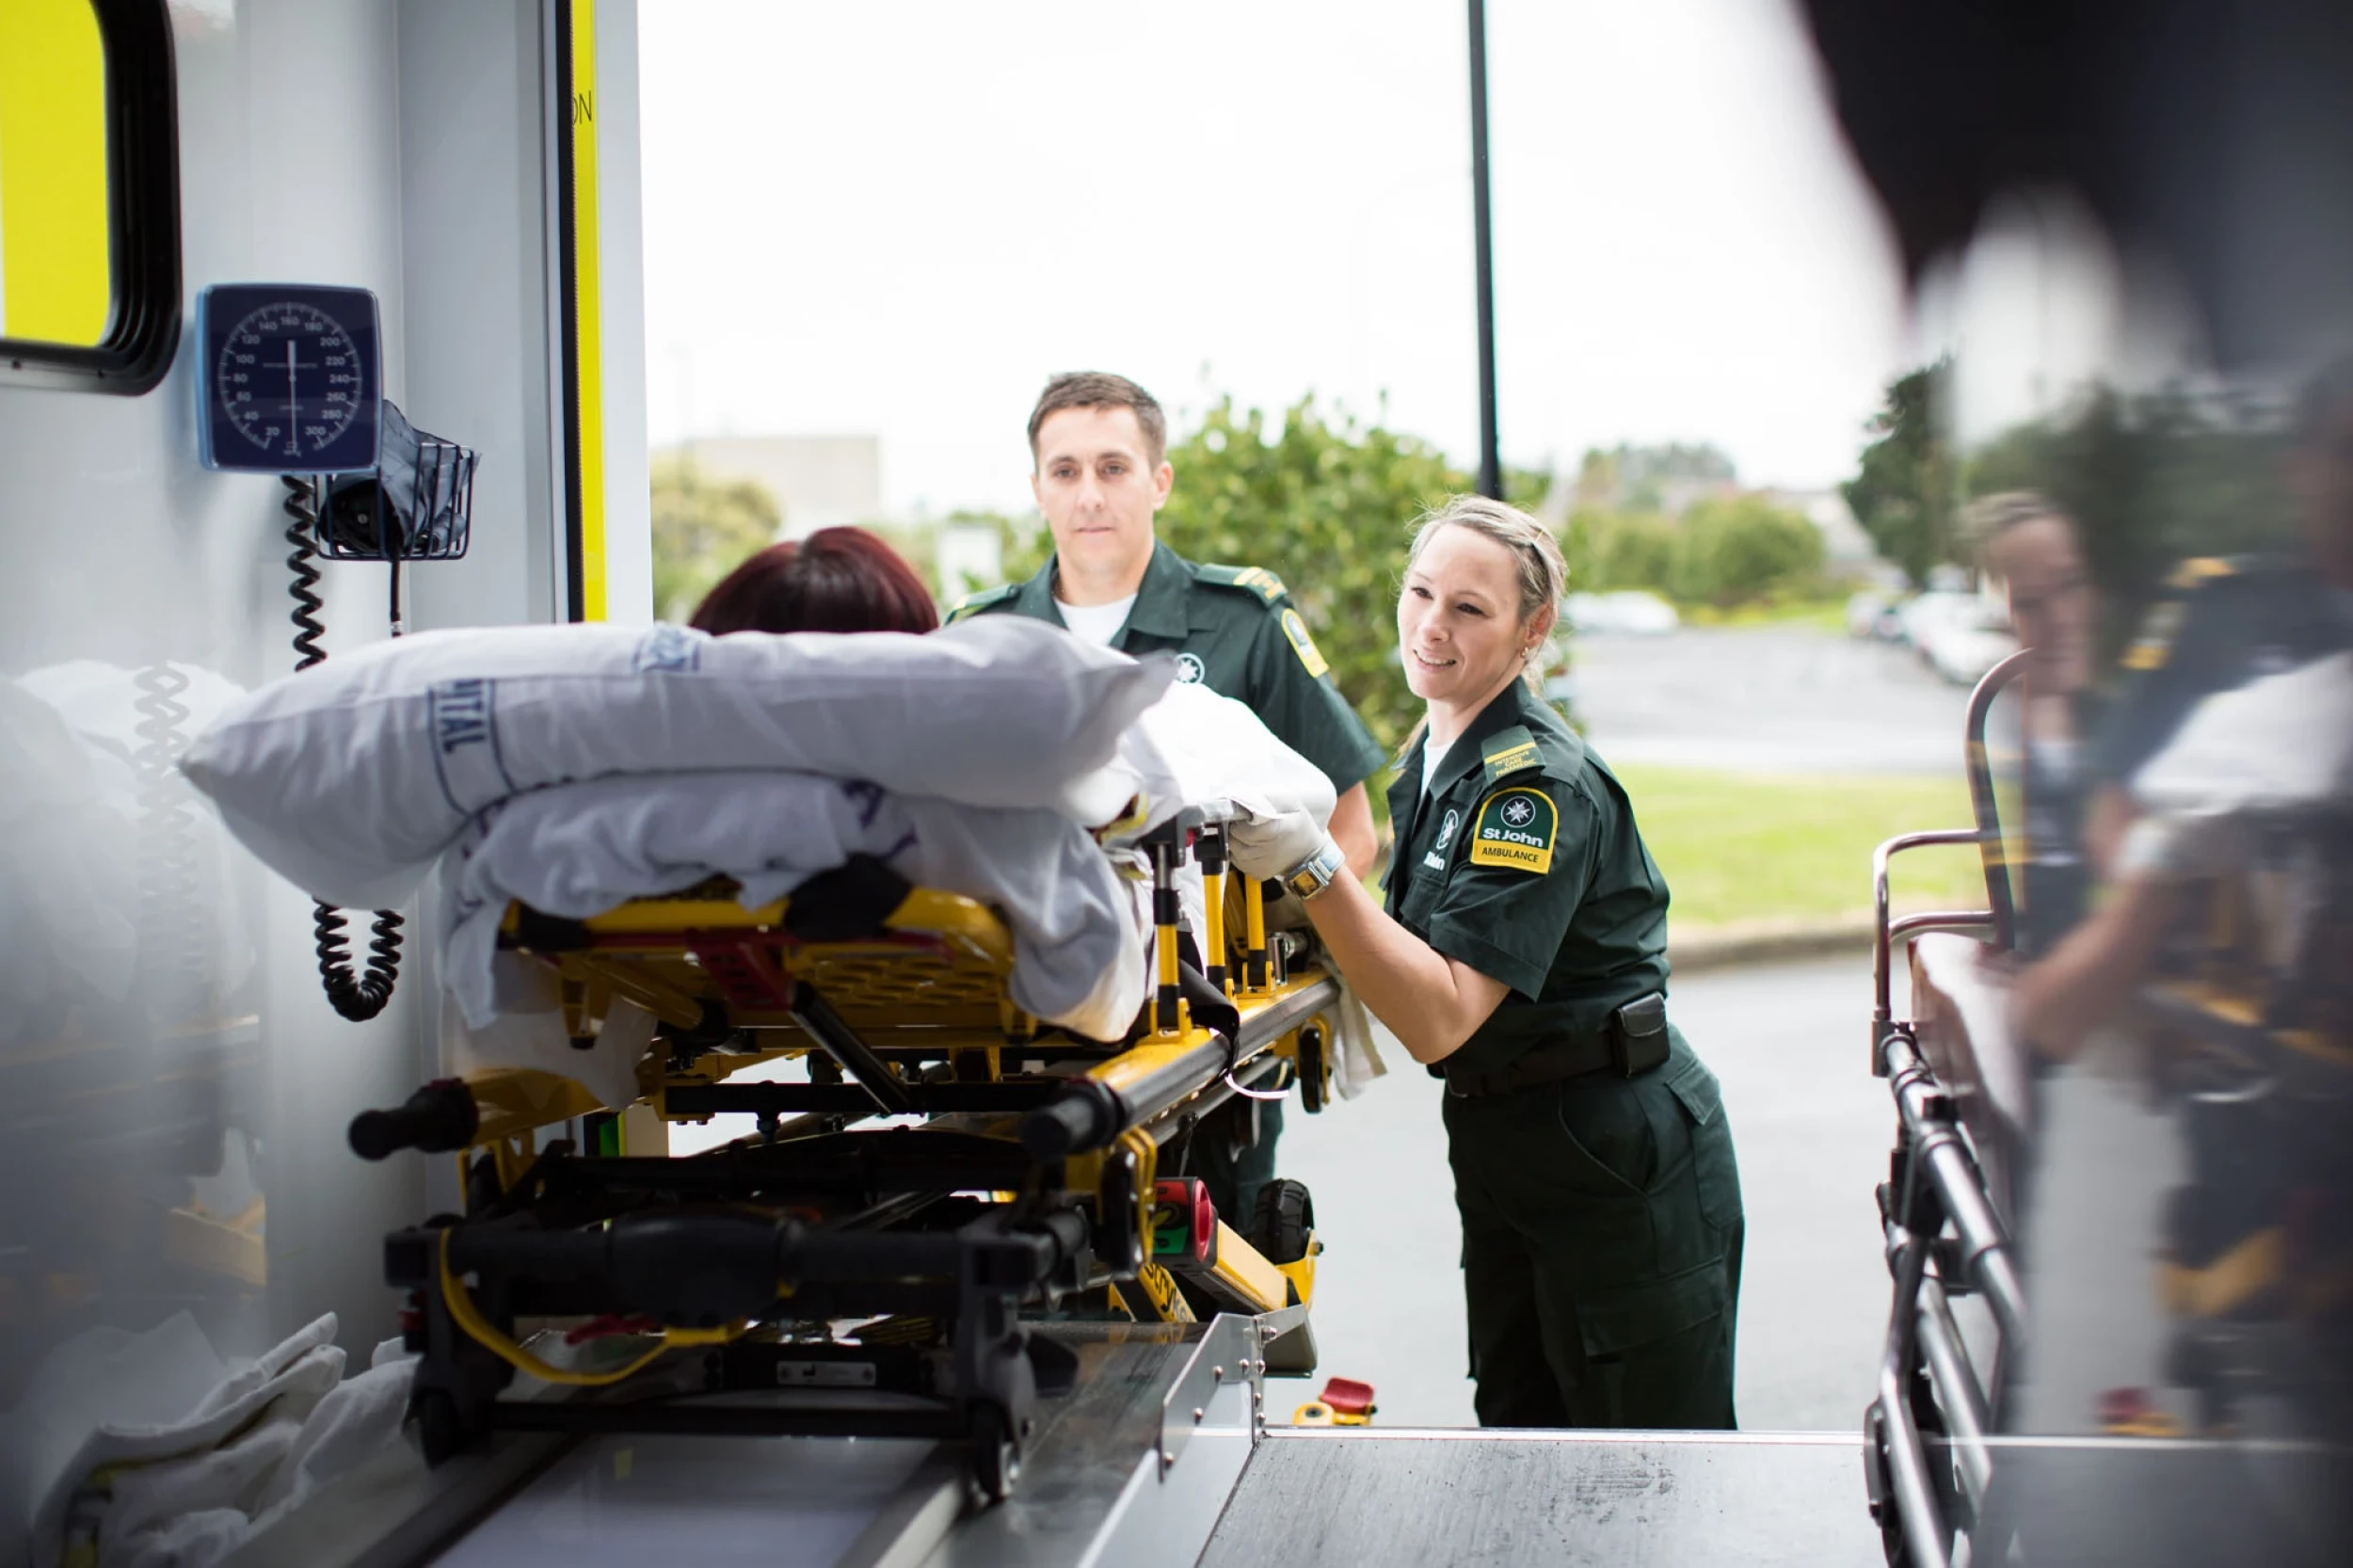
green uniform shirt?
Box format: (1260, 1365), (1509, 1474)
(946, 540), (1389, 793)
(2091, 552), (2353, 786)
(1384, 677), (1671, 1078)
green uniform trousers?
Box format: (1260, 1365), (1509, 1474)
(1192, 1096), (1283, 1232)
(1443, 1026), (1744, 1429)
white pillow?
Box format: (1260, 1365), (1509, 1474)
(180, 616), (1172, 908)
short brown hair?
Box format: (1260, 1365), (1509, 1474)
(1027, 371), (1167, 466)
(690, 527), (939, 636)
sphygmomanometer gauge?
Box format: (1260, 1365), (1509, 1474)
(195, 283), (381, 474)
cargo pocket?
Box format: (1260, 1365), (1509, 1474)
(1571, 1254), (1731, 1358)
(1553, 1075), (1657, 1199)
(1665, 1052), (1743, 1234)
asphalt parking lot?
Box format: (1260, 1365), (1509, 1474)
(1568, 624), (1971, 776)
(1278, 952), (1894, 1432)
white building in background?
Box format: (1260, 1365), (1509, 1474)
(664, 434), (883, 539)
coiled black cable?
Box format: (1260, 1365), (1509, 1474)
(132, 660), (201, 1016)
(284, 475), (330, 669)
(312, 903), (403, 1022)
(285, 475), (403, 1022)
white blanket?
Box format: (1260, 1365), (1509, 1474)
(181, 616), (1174, 909)
(12, 1313), (414, 1568)
(1098, 681), (1338, 844)
(434, 683), (1355, 1106)
(2133, 649), (2353, 816)
(440, 773), (1146, 1067)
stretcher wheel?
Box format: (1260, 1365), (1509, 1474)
(1249, 1178), (1315, 1266)
(968, 1404), (1019, 1503)
(413, 1387), (472, 1467)
(1297, 1025), (1326, 1114)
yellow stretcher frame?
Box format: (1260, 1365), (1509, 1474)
(451, 838), (1335, 1331)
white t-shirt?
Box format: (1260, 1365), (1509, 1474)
(1057, 593), (1136, 648)
(1421, 734), (1454, 796)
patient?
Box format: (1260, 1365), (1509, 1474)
(691, 526), (939, 635)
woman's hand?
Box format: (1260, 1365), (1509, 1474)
(1226, 808), (1333, 882)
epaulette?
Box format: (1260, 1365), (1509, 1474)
(1479, 725), (1545, 788)
(2163, 556), (2238, 591)
(943, 583), (1019, 623)
(2163, 552), (2290, 592)
(2125, 552), (2297, 671)
(1193, 562), (1289, 606)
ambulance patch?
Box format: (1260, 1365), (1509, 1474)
(1280, 608), (1331, 678)
(1468, 788), (1555, 873)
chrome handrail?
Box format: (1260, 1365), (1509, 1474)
(1963, 648), (2034, 952)
(1871, 831), (1988, 1067)
(1863, 649), (2035, 1568)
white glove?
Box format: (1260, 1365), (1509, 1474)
(1226, 808), (1334, 883)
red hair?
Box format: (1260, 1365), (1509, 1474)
(689, 527), (938, 636)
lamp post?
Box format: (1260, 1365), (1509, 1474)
(1468, 0), (1501, 501)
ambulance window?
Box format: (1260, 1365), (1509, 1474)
(0, 0), (177, 394)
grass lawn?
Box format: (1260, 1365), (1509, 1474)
(1614, 763), (1991, 930)
(1672, 597), (1850, 634)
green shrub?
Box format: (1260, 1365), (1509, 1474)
(1567, 507), (1678, 592)
(1667, 494), (1824, 606)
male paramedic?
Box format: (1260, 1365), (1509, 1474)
(949, 371), (1389, 1225)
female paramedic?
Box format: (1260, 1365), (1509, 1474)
(1226, 495), (1745, 1429)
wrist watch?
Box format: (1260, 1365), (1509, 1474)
(1281, 837), (1348, 902)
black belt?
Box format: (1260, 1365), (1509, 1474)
(1444, 993), (1671, 1098)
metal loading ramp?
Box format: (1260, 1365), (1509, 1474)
(1201, 1430), (1882, 1568)
(219, 1311), (1885, 1568)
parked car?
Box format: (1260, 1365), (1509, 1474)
(1846, 588), (1904, 640)
(1894, 589), (1977, 653)
(1925, 607), (2019, 686)
(1564, 590), (1680, 635)
(1897, 591), (2017, 685)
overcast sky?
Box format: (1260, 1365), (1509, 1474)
(638, 0), (1913, 518)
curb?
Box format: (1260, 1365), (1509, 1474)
(1668, 911), (1879, 973)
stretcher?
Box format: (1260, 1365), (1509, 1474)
(1862, 651), (2353, 1568)
(346, 812), (1341, 1502)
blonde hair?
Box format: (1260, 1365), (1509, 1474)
(1960, 489), (2066, 572)
(1404, 494), (1567, 694)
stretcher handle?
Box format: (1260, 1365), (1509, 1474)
(1021, 1026), (1235, 1161)
(1197, 826), (1229, 994)
(349, 1079), (478, 1160)
(435, 1206), (1088, 1307)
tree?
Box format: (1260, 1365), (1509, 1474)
(1668, 494), (1825, 605)
(1155, 395), (1470, 750)
(1564, 506), (1677, 592)
(1965, 382), (2294, 658)
(649, 458), (780, 621)
(1575, 442), (1736, 514)
(1844, 360), (1957, 586)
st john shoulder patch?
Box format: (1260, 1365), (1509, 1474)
(1279, 607), (1331, 677)
(1467, 787), (1556, 873)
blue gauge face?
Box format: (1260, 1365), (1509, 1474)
(195, 284), (381, 473)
